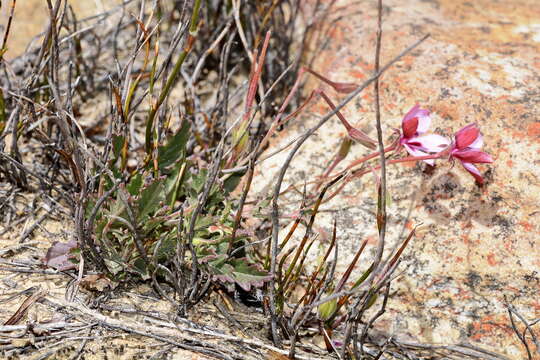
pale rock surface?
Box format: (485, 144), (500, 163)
(252, 0), (539, 357)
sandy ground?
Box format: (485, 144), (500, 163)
(0, 0), (120, 58)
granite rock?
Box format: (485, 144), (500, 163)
(252, 0), (539, 357)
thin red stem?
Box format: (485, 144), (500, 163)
(319, 91), (352, 130)
(322, 150), (448, 205)
(344, 143), (397, 171)
(303, 67), (339, 88)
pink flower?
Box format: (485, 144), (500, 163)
(450, 124), (493, 184)
(399, 104), (450, 165)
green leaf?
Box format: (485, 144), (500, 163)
(103, 167), (123, 191)
(104, 258), (124, 275)
(127, 173), (143, 196)
(223, 170), (246, 194)
(208, 253), (228, 268)
(112, 134), (125, 159)
(154, 233), (176, 260)
(84, 197), (96, 219)
(228, 258), (272, 291)
(211, 262), (236, 291)
(190, 168), (207, 194)
(351, 264), (373, 289)
(165, 162), (188, 207)
(365, 291), (378, 310)
(318, 298), (338, 321)
(132, 258), (150, 280)
(137, 178), (166, 222)
(194, 215), (214, 233)
(94, 218), (107, 242)
(158, 120), (191, 169)
(232, 121), (249, 153)
(109, 194), (128, 218)
(206, 186), (224, 209)
(197, 247), (220, 263)
(141, 214), (168, 234)
(216, 200), (233, 225)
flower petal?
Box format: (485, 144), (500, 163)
(415, 134), (450, 153)
(402, 116), (419, 138)
(461, 162), (484, 184)
(423, 158), (436, 166)
(403, 104), (431, 135)
(453, 150), (493, 163)
(469, 133), (483, 150)
(403, 143), (435, 165)
(415, 111), (431, 134)
(403, 104), (420, 122)
(455, 124), (480, 149)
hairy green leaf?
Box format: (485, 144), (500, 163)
(137, 178), (166, 222)
(228, 258), (272, 291)
(127, 173), (143, 196)
(158, 120), (191, 169)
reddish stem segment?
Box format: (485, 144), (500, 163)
(303, 67), (359, 94)
(321, 149), (449, 204)
(319, 91), (377, 149)
(319, 141), (399, 187)
(344, 143), (398, 172)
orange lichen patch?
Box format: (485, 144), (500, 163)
(457, 288), (471, 300)
(311, 101), (328, 116)
(349, 69), (365, 79)
(496, 145), (509, 155)
(470, 315), (514, 341)
(518, 221), (534, 232)
(361, 93), (373, 102)
(486, 253), (497, 266)
(432, 103), (460, 122)
(400, 54), (416, 68)
(355, 106), (369, 113)
(527, 122), (540, 138)
(460, 221), (473, 230)
(503, 240), (514, 253)
(356, 61), (375, 72)
(405, 220), (414, 230)
(510, 129), (528, 140)
(327, 26), (345, 43)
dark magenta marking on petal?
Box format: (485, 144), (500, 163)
(452, 150), (493, 163)
(455, 124), (480, 149)
(402, 116), (419, 138)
